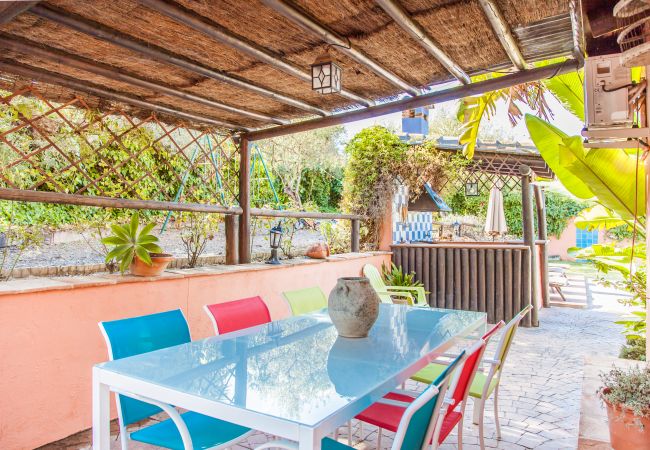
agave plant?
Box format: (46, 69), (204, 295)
(101, 212), (162, 273)
(382, 263), (424, 288)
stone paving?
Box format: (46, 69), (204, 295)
(43, 271), (629, 450)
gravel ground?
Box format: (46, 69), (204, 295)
(7, 226), (325, 268)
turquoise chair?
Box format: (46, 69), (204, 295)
(254, 353), (462, 450)
(282, 286), (328, 316)
(99, 309), (252, 450)
(363, 264), (428, 307)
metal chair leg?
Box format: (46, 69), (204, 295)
(457, 415), (464, 450)
(494, 385), (502, 440)
(347, 421), (352, 446)
(478, 398), (486, 450)
(377, 427), (382, 450)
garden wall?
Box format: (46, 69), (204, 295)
(0, 252), (390, 450)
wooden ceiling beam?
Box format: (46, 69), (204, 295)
(243, 59), (582, 141)
(0, 60), (250, 130)
(261, 0), (421, 96)
(29, 4), (330, 117)
(0, 35), (290, 125)
(375, 0), (471, 84)
(477, 0), (527, 70)
(0, 1), (39, 26)
(140, 0), (374, 107)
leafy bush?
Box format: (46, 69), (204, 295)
(321, 220), (350, 254)
(620, 337), (646, 361)
(176, 213), (220, 268)
(600, 365), (650, 417)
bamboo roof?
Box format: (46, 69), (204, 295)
(0, 0), (576, 132)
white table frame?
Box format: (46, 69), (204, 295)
(92, 311), (486, 450)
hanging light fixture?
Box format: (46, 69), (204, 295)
(311, 47), (342, 94)
(465, 181), (479, 196)
(266, 222), (283, 265)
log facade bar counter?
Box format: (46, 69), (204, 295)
(391, 242), (534, 325)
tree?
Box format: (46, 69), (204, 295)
(257, 126), (346, 208)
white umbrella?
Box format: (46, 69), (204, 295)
(485, 184), (507, 238)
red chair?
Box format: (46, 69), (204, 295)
(355, 322), (503, 450)
(204, 296), (271, 335)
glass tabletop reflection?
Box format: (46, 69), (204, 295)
(97, 304), (485, 427)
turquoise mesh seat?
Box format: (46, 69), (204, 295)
(99, 309), (251, 449)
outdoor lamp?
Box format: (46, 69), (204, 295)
(311, 49), (342, 94)
(453, 221), (461, 237)
(267, 222), (283, 265)
(465, 181), (479, 196)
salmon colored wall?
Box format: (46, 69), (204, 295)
(547, 218), (608, 260)
(0, 253), (390, 450)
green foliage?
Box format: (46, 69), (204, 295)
(0, 204), (43, 280)
(299, 168), (343, 212)
(542, 69), (585, 121)
(620, 337), (646, 361)
(101, 212), (163, 273)
(342, 127), (459, 248)
(575, 204), (628, 232)
(445, 188), (584, 238)
(382, 263), (424, 288)
(321, 220), (350, 255)
(175, 213), (220, 268)
(600, 365), (650, 417)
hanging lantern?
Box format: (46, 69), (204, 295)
(465, 181), (479, 196)
(311, 49), (342, 94)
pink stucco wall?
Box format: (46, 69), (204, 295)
(547, 218), (608, 260)
(0, 252), (390, 450)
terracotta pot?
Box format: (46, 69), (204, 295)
(602, 391), (650, 449)
(328, 277), (379, 338)
(306, 242), (330, 259)
(130, 253), (173, 277)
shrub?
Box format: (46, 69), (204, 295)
(600, 365), (650, 417)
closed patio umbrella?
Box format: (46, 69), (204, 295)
(485, 184), (507, 238)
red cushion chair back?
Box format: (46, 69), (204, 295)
(204, 296), (271, 335)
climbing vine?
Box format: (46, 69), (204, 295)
(342, 126), (461, 249)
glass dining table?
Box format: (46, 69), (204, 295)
(92, 304), (486, 450)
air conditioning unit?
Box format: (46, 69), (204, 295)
(584, 53), (633, 128)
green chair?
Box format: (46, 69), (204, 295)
(411, 305), (533, 450)
(283, 286), (328, 316)
(362, 264), (428, 307)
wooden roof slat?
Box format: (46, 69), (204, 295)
(0, 35), (289, 125)
(0, 1), (39, 26)
(478, 0), (528, 70)
(29, 3), (330, 117)
(0, 60), (249, 130)
(375, 0), (471, 85)
(261, 0), (422, 96)
(140, 0), (374, 108)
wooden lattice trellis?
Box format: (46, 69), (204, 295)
(0, 86), (240, 207)
(438, 148), (554, 196)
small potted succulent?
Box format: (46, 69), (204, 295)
(600, 365), (650, 449)
(102, 212), (172, 276)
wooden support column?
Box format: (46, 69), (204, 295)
(238, 136), (251, 263)
(225, 215), (239, 265)
(534, 185), (550, 308)
(520, 165), (539, 326)
(351, 219), (360, 252)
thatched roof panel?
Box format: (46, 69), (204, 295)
(0, 0), (575, 130)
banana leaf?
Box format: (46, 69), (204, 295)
(574, 204), (628, 231)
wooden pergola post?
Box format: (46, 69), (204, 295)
(534, 185), (550, 308)
(225, 215), (239, 265)
(238, 136), (251, 264)
(520, 165), (539, 326)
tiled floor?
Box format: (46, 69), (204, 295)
(44, 274), (629, 450)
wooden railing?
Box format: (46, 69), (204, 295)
(392, 242), (533, 326)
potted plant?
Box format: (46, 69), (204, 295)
(600, 365), (650, 449)
(102, 212), (172, 276)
